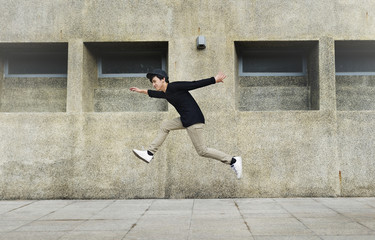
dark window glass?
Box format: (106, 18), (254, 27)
(243, 51), (303, 73)
(8, 53), (67, 75)
(101, 53), (162, 74)
(336, 51), (375, 73)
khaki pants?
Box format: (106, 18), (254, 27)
(148, 117), (232, 165)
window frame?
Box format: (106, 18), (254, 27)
(4, 51), (68, 78)
(239, 50), (307, 77)
(97, 51), (167, 78)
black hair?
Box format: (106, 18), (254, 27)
(150, 74), (169, 83)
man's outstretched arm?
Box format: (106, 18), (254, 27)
(130, 87), (166, 99)
(171, 72), (227, 91)
(129, 87), (148, 95)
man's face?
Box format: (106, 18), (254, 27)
(152, 76), (164, 91)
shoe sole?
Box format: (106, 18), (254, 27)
(236, 157), (243, 179)
(132, 150), (151, 163)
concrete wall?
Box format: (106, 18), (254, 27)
(0, 0), (375, 199)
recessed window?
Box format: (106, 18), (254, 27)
(98, 52), (166, 77)
(335, 41), (375, 111)
(335, 50), (375, 75)
(239, 50), (307, 76)
(4, 52), (67, 77)
(0, 43), (68, 112)
(84, 42), (168, 112)
(235, 41), (319, 111)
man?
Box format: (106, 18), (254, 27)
(130, 69), (242, 179)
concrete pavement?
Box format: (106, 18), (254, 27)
(0, 198), (375, 240)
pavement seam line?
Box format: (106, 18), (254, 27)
(233, 199), (254, 238)
(187, 199), (195, 240)
(56, 200), (116, 240)
(8, 200), (77, 235)
(4, 200), (37, 213)
(312, 198), (375, 234)
(121, 199), (155, 240)
(275, 199), (324, 240)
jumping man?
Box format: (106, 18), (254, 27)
(130, 69), (242, 179)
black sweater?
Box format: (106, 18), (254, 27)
(148, 77), (216, 127)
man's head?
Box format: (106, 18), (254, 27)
(146, 69), (169, 83)
(147, 69), (169, 91)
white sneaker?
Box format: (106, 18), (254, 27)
(231, 157), (242, 179)
(132, 149), (153, 163)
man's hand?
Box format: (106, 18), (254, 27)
(129, 87), (148, 94)
(215, 72), (226, 83)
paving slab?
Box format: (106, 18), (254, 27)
(0, 231), (65, 240)
(59, 231), (127, 240)
(254, 237), (321, 240)
(0, 198), (374, 240)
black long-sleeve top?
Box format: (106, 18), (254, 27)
(148, 77), (216, 127)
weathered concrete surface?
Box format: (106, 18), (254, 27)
(0, 0), (375, 199)
(236, 111), (340, 198)
(337, 112), (375, 197)
(0, 78), (67, 112)
(0, 110), (342, 199)
(336, 76), (375, 111)
(0, 113), (169, 199)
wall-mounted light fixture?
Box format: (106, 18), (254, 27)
(196, 36), (206, 50)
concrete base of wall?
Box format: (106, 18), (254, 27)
(2, 110), (370, 199)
